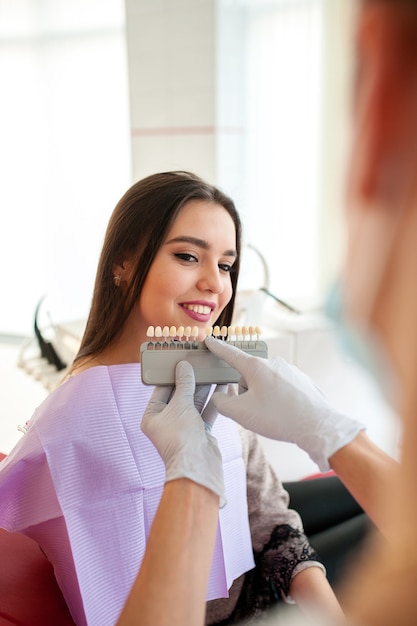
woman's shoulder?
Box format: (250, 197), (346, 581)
(30, 364), (137, 427)
(39, 363), (143, 415)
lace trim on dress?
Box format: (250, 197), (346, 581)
(212, 524), (322, 625)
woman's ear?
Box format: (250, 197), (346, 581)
(112, 259), (131, 285)
(350, 3), (417, 209)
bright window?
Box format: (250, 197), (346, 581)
(221, 0), (353, 308)
(241, 0), (323, 302)
(0, 0), (131, 335)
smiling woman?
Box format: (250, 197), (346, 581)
(137, 200), (237, 340)
(0, 172), (338, 626)
(73, 171), (242, 366)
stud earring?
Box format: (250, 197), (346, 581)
(113, 274), (121, 287)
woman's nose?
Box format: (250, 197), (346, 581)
(197, 264), (224, 293)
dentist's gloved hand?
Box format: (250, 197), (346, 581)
(142, 360), (226, 506)
(205, 336), (365, 472)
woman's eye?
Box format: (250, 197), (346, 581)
(174, 253), (234, 272)
(175, 253), (197, 263)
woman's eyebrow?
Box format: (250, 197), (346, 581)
(165, 235), (237, 257)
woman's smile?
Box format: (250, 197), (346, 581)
(180, 301), (215, 322)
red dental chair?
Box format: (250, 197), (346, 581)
(0, 451), (75, 626)
(0, 529), (75, 626)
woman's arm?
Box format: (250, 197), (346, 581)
(117, 478), (218, 626)
(290, 567), (345, 622)
(241, 429), (343, 619)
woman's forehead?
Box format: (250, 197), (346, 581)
(167, 199), (236, 240)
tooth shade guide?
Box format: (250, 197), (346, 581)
(145, 324), (263, 347)
(140, 323), (267, 385)
(145, 324), (257, 344)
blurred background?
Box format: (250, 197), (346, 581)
(0, 0), (355, 334)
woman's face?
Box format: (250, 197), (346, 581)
(137, 199), (237, 341)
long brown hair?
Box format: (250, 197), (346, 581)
(75, 171), (242, 361)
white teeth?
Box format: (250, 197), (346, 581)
(183, 303), (211, 315)
(146, 325), (263, 342)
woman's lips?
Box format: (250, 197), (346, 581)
(180, 303), (214, 322)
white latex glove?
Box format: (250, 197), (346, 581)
(194, 382), (227, 431)
(141, 360), (226, 506)
(205, 336), (365, 472)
